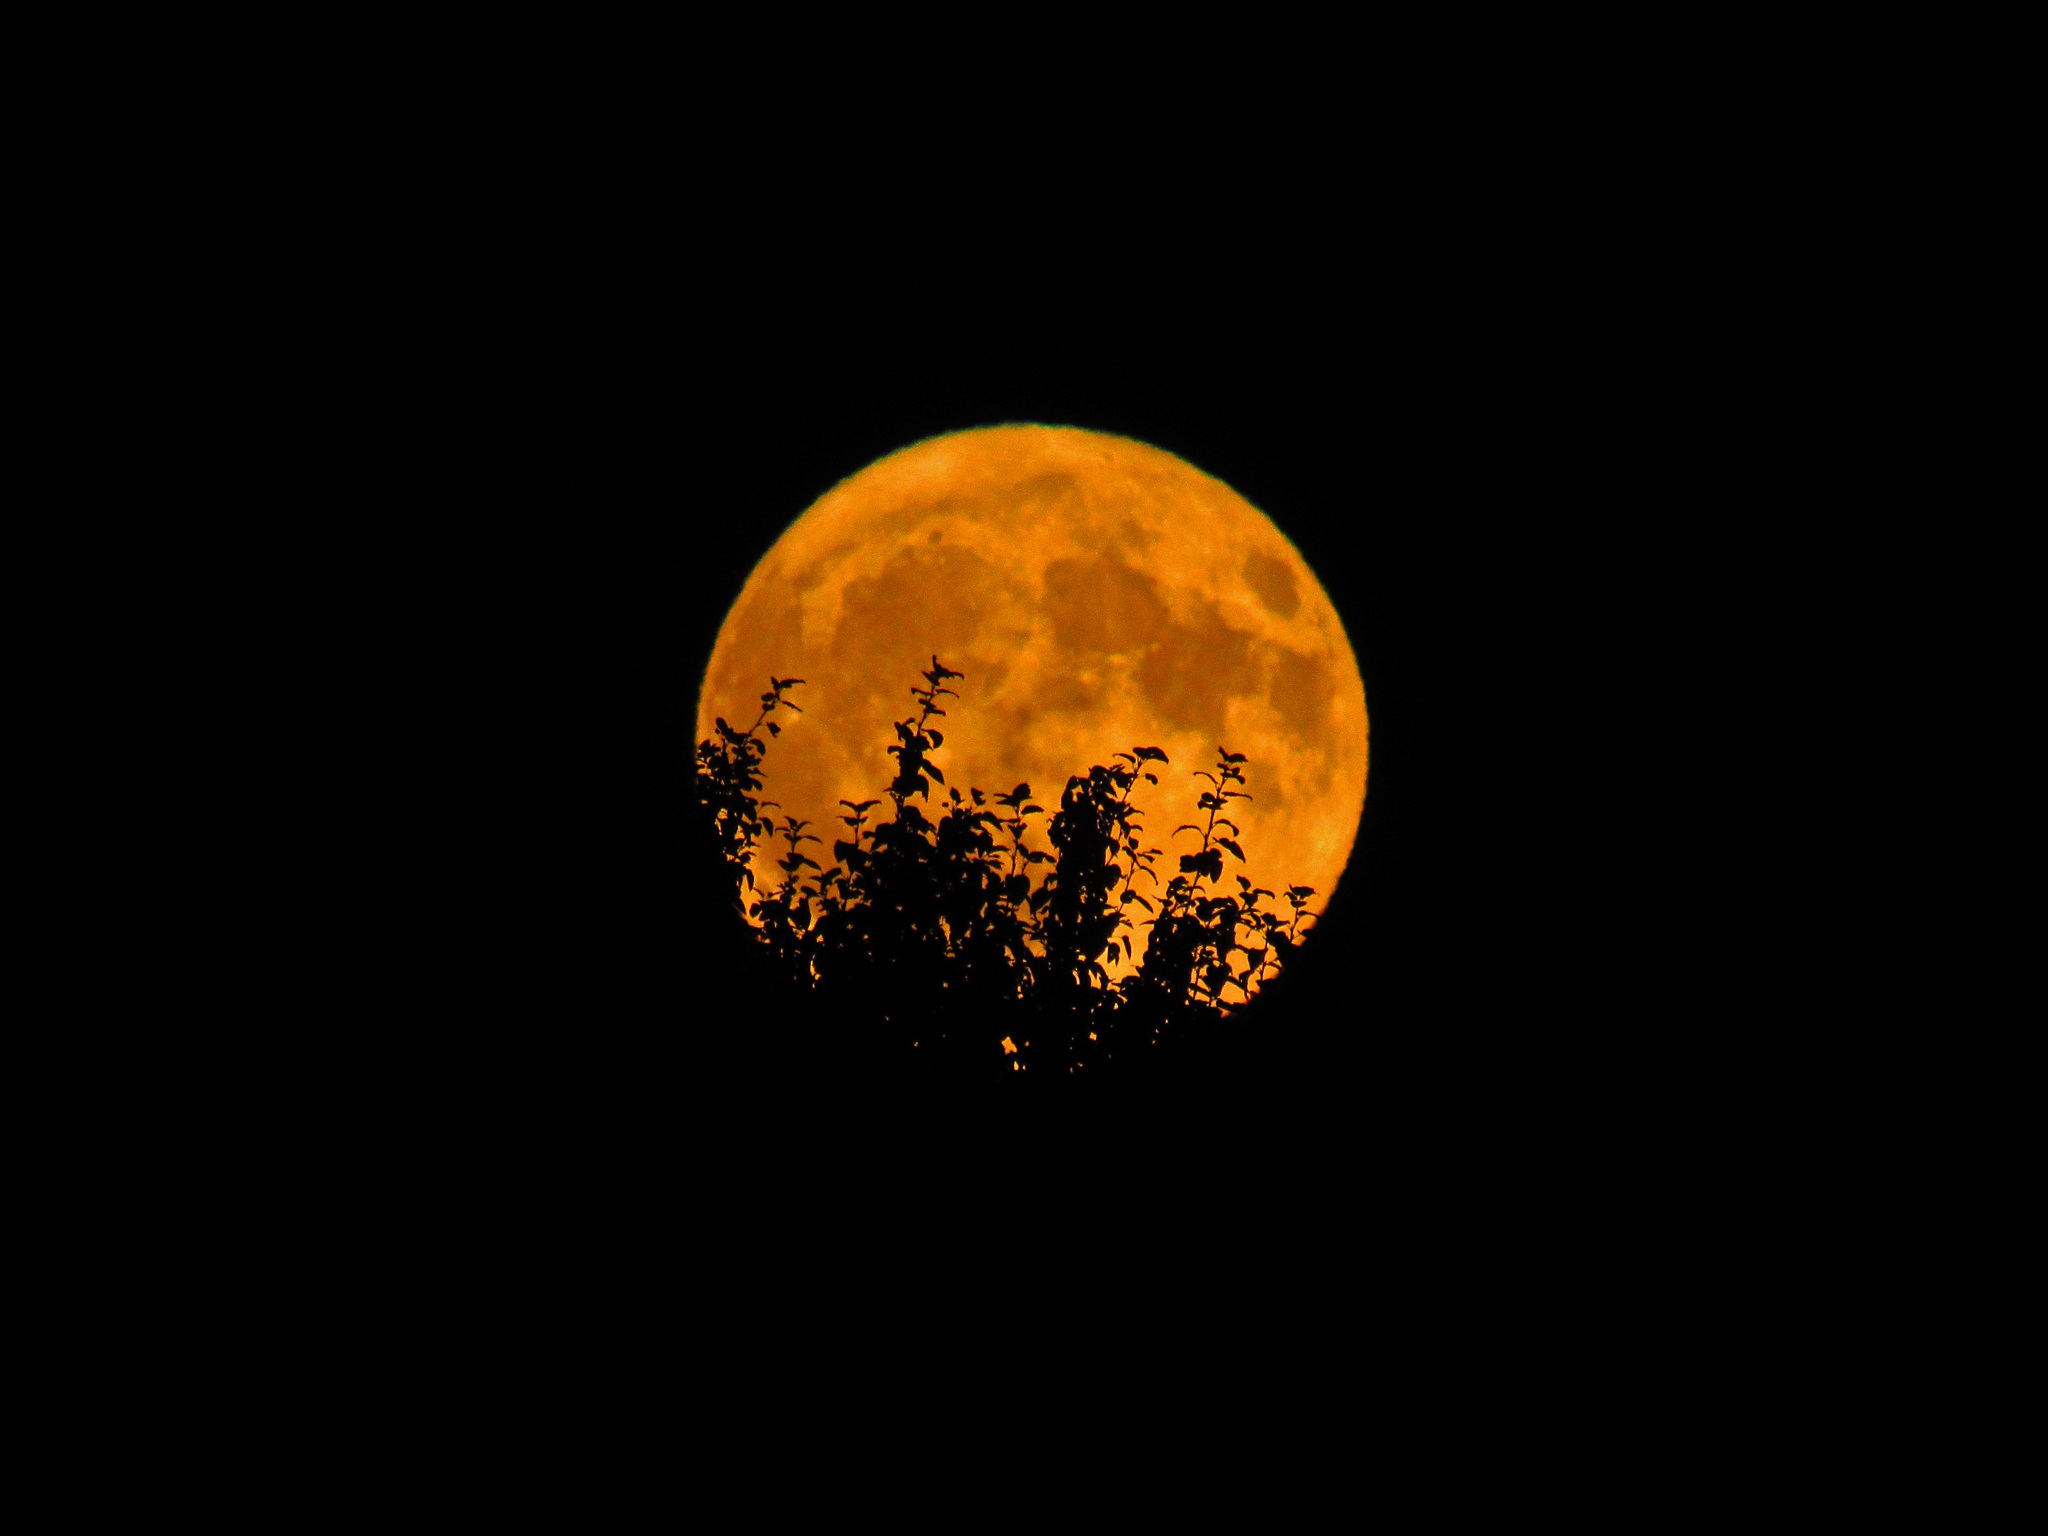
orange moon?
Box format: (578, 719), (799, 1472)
(698, 425), (1368, 971)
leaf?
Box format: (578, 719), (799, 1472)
(924, 761), (944, 783)
(927, 728), (943, 749)
(1144, 773), (1158, 784)
(1173, 824), (1204, 838)
(1135, 746), (1169, 763)
(765, 720), (780, 736)
(771, 676), (805, 690)
(1217, 838), (1246, 862)
(1022, 805), (1042, 817)
(1121, 891), (1154, 911)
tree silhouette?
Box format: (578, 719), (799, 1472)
(691, 657), (1320, 1082)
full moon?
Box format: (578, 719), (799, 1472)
(698, 425), (1368, 973)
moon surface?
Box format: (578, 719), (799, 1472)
(698, 425), (1368, 972)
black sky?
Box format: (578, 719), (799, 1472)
(315, 222), (1745, 1231)
(187, 55), (1866, 1403)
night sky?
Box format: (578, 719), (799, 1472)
(324, 252), (1735, 1243)
(213, 68), (1825, 1431)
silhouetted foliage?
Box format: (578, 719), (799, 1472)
(692, 657), (1319, 1082)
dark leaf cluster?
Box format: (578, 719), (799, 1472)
(691, 660), (1319, 1080)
